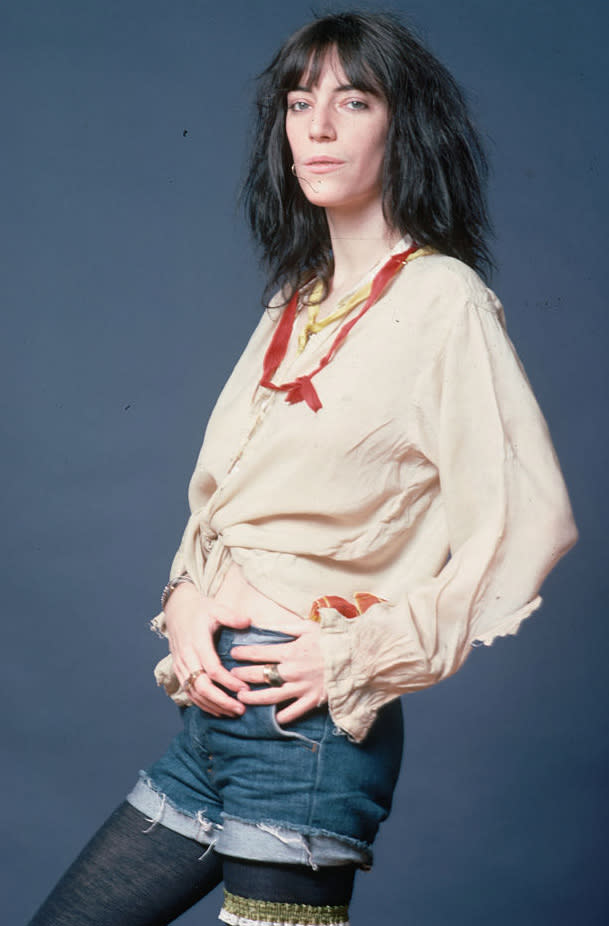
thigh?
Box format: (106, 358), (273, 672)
(27, 802), (223, 926)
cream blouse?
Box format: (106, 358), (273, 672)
(152, 245), (577, 742)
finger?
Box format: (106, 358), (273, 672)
(174, 634), (251, 693)
(230, 665), (291, 685)
(276, 694), (320, 725)
(176, 657), (247, 696)
(208, 664), (249, 693)
(201, 654), (250, 693)
(230, 666), (263, 684)
(189, 676), (246, 715)
(237, 683), (301, 706)
(230, 643), (290, 664)
(190, 696), (241, 718)
(188, 697), (230, 719)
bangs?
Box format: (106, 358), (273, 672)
(275, 25), (385, 97)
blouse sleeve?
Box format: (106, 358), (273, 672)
(318, 292), (578, 742)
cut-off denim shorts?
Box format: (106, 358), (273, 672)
(128, 627), (404, 869)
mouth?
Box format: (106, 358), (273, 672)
(302, 157), (345, 174)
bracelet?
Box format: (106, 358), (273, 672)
(161, 574), (195, 611)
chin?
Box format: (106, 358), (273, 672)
(298, 178), (382, 215)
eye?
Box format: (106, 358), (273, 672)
(287, 99), (311, 113)
(344, 99), (369, 111)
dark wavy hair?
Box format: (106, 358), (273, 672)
(242, 10), (493, 299)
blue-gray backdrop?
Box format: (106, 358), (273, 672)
(2, 0), (607, 923)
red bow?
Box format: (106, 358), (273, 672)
(260, 244), (418, 412)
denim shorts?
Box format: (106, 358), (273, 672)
(127, 627), (404, 869)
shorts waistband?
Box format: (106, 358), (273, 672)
(215, 626), (296, 659)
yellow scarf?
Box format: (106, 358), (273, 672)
(297, 246), (435, 354)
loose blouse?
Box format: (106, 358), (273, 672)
(152, 244), (577, 741)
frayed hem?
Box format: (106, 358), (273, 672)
(218, 813), (371, 869)
(471, 595), (543, 647)
(222, 813), (371, 854)
(126, 773), (222, 846)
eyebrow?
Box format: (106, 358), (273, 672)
(289, 83), (363, 94)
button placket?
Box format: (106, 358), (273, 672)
(224, 388), (275, 479)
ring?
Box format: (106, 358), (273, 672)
(263, 663), (285, 687)
(183, 667), (205, 690)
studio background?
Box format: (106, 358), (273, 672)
(2, 1), (607, 923)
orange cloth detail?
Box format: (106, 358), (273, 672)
(309, 592), (385, 622)
(353, 591), (385, 614)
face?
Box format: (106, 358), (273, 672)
(285, 51), (389, 216)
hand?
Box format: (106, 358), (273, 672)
(230, 621), (327, 724)
(164, 582), (251, 718)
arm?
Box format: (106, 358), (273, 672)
(318, 295), (577, 740)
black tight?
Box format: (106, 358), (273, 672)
(28, 803), (223, 926)
(28, 802), (356, 925)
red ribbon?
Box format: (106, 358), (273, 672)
(309, 592), (387, 622)
(260, 244), (418, 412)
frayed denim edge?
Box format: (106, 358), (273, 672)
(126, 771), (223, 849)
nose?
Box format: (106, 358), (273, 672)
(309, 103), (336, 141)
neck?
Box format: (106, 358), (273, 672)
(325, 204), (401, 293)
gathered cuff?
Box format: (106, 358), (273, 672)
(153, 653), (192, 706)
(318, 608), (362, 740)
(318, 606), (422, 743)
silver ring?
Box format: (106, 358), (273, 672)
(183, 667), (205, 690)
(263, 663), (285, 687)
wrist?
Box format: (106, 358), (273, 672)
(161, 573), (195, 611)
(163, 579), (202, 623)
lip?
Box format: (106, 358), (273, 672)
(302, 157), (345, 174)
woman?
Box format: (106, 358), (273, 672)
(29, 11), (577, 926)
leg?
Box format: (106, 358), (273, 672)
(220, 857), (356, 925)
(28, 801), (223, 926)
